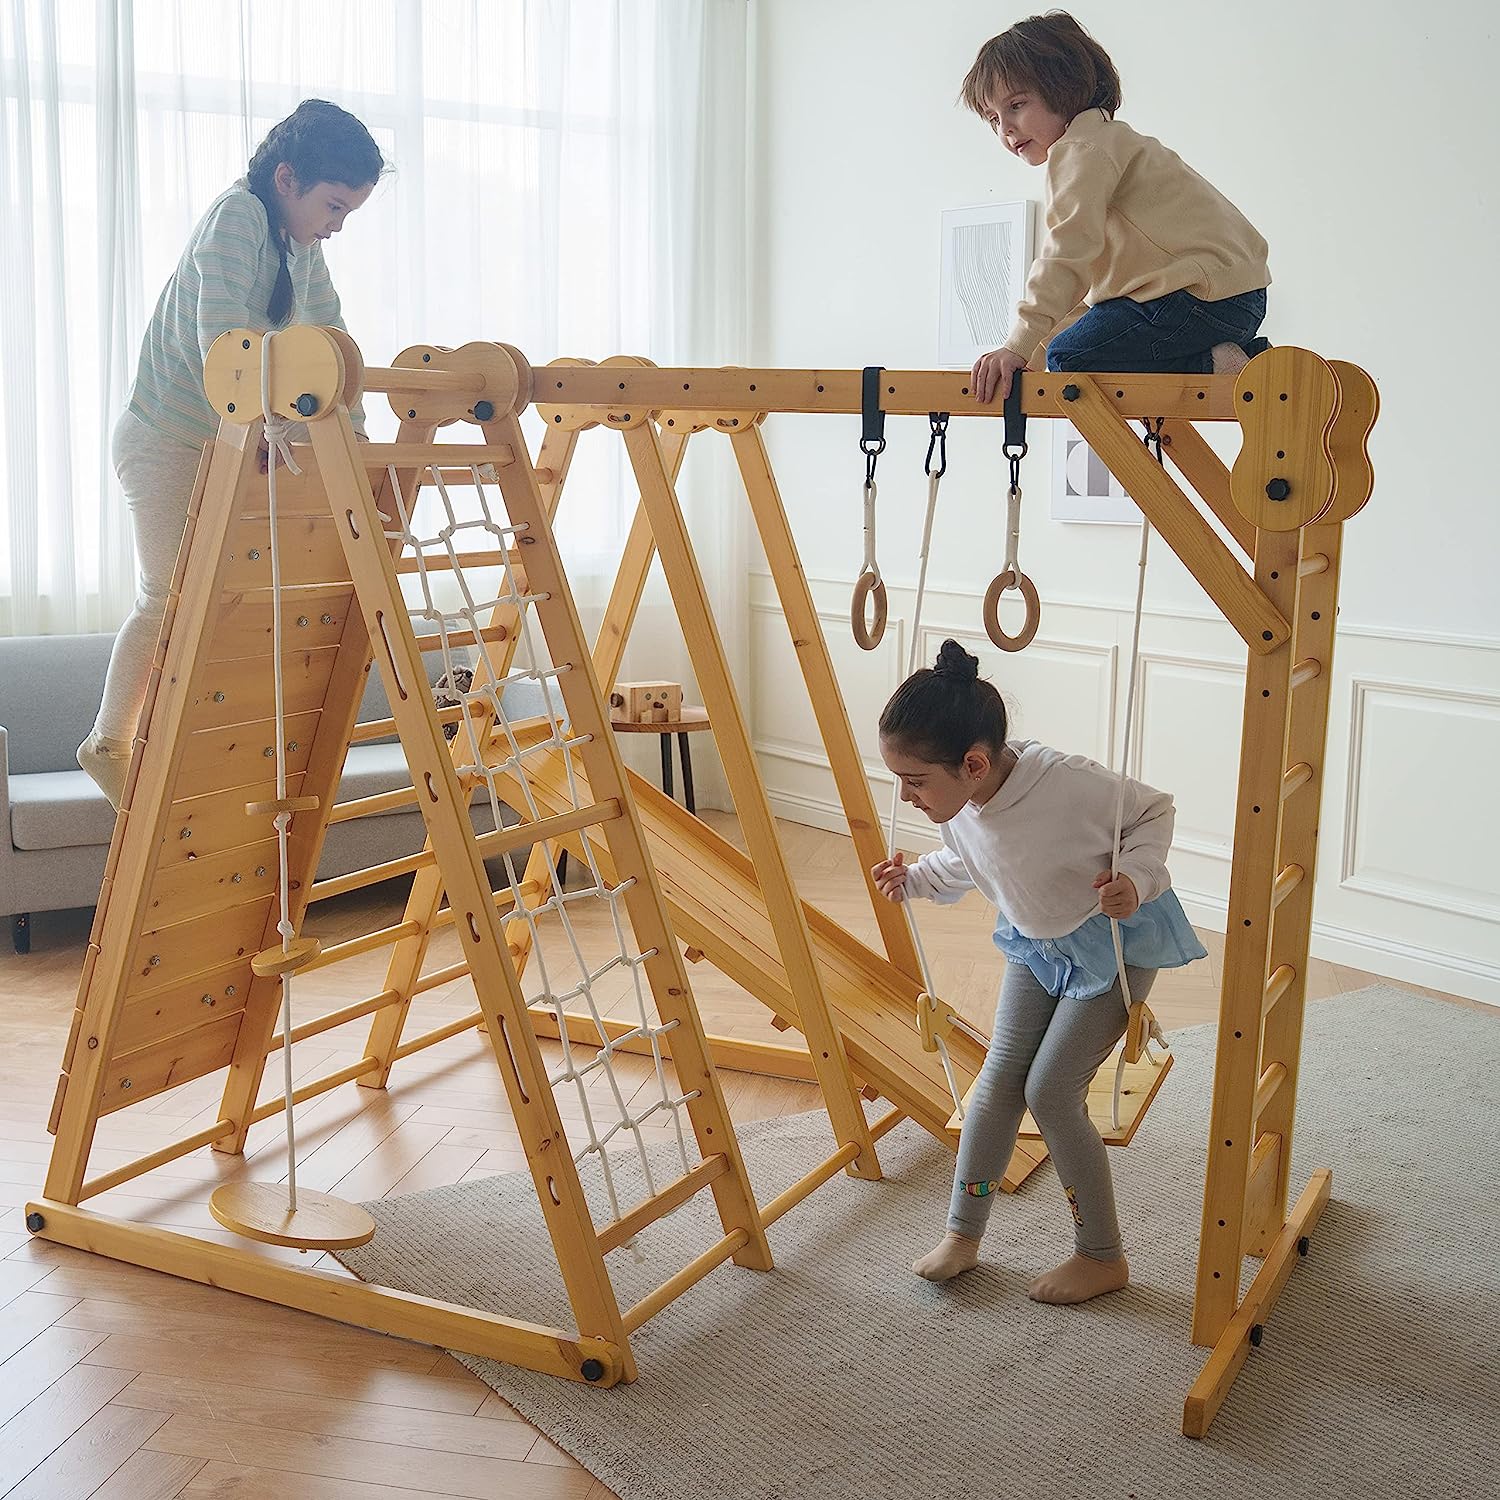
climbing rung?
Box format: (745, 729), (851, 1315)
(395, 549), (523, 575)
(348, 706), (468, 747)
(1298, 552), (1329, 577)
(1271, 864), (1305, 909)
(1254, 1061), (1288, 1120)
(410, 622), (513, 653)
(308, 801), (618, 905)
(1281, 762), (1313, 802)
(1290, 658), (1321, 690)
(596, 1154), (729, 1254)
(250, 935), (323, 978)
(1262, 964), (1296, 1017)
(359, 442), (516, 468)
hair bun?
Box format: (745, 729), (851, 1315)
(932, 639), (979, 681)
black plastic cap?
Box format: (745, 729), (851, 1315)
(25, 1211), (44, 1233)
(1266, 477), (1291, 501)
(473, 400), (496, 422)
(581, 1358), (605, 1382)
(1297, 1234), (1310, 1257)
(294, 393), (319, 417)
(1248, 1323), (1264, 1348)
(1061, 384), (1080, 401)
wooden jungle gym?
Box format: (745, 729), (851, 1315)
(26, 328), (1376, 1439)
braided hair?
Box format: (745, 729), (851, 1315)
(878, 639), (1008, 768)
(246, 99), (384, 324)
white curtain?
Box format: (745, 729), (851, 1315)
(0, 0), (752, 654)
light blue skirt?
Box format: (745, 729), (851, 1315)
(992, 891), (1207, 1000)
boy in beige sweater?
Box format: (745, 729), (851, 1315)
(963, 12), (1271, 403)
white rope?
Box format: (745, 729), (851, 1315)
(883, 461), (986, 1116)
(392, 461), (697, 1232)
(1003, 481), (1023, 578)
(861, 478), (881, 581)
(1106, 434), (1171, 1130)
(260, 332), (304, 1213)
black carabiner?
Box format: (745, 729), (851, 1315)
(925, 411), (950, 478)
(860, 365), (887, 485)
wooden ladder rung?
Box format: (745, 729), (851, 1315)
(1271, 864), (1305, 909)
(395, 550), (524, 576)
(359, 443), (516, 469)
(1254, 1061), (1288, 1120)
(1281, 762), (1313, 802)
(1290, 659), (1321, 690)
(596, 1155), (728, 1254)
(1262, 964), (1296, 1017)
(410, 622), (512, 653)
(1298, 552), (1330, 577)
(251, 935), (324, 978)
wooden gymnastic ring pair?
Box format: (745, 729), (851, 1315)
(851, 570), (888, 650)
(983, 569), (1041, 652)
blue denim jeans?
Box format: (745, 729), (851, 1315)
(1046, 288), (1267, 375)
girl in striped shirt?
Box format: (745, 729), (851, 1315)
(79, 99), (383, 808)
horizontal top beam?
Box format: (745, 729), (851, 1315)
(533, 367), (1239, 421)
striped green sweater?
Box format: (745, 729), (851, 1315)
(127, 180), (365, 448)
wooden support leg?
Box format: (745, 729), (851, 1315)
(1183, 1169), (1331, 1437)
(729, 427), (923, 983)
(1192, 529), (1300, 1345)
(679, 733), (696, 816)
(620, 419), (882, 1182)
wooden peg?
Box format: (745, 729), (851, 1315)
(246, 796), (321, 817)
(251, 936), (324, 978)
(683, 946), (705, 964)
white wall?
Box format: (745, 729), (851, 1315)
(745, 0), (1500, 1003)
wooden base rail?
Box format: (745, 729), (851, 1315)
(22, 1201), (626, 1386)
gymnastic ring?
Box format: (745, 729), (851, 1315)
(851, 570), (888, 650)
(983, 569), (1041, 652)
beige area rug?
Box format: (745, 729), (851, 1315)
(337, 987), (1500, 1499)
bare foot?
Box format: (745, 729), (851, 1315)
(913, 1231), (980, 1281)
(1027, 1252), (1129, 1304)
(1211, 342), (1251, 375)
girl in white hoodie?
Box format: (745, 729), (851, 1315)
(873, 640), (1204, 1303)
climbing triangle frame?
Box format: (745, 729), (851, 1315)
(28, 329), (1376, 1439)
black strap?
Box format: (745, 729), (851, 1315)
(1002, 370), (1027, 458)
(860, 366), (886, 453)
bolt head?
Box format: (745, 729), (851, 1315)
(248, 548), (261, 560)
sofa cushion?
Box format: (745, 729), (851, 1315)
(0, 634), (114, 774)
(10, 770), (117, 851)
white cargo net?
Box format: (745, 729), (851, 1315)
(387, 461), (696, 1227)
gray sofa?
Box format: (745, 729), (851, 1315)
(1, 633), (540, 953)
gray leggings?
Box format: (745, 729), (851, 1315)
(948, 960), (1157, 1261)
(92, 411), (203, 744)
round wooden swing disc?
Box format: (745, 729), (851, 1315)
(209, 1181), (376, 1250)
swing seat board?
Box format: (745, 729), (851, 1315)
(944, 1046), (1173, 1148)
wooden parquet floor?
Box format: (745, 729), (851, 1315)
(0, 812), (1480, 1497)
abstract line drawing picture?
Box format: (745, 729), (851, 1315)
(1052, 422), (1144, 525)
(938, 201), (1035, 368)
